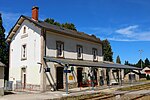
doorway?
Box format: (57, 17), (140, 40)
(106, 68), (110, 86)
(77, 68), (83, 87)
(21, 68), (26, 89)
(56, 67), (64, 89)
(94, 69), (98, 86)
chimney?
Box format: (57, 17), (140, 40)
(32, 6), (39, 21)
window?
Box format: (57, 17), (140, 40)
(21, 44), (27, 60)
(56, 41), (64, 57)
(23, 27), (26, 34)
(77, 45), (83, 59)
(92, 48), (98, 61)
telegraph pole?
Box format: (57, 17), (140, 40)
(139, 50), (143, 69)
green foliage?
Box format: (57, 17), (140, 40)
(44, 18), (77, 31)
(62, 23), (77, 31)
(102, 39), (113, 62)
(146, 75), (150, 80)
(44, 18), (61, 26)
(124, 58), (150, 71)
(116, 55), (121, 64)
(145, 58), (150, 67)
(135, 59), (145, 68)
(0, 13), (8, 64)
(0, 14), (9, 80)
(124, 60), (136, 75)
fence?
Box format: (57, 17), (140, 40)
(79, 80), (98, 90)
(4, 81), (40, 91)
(15, 82), (40, 91)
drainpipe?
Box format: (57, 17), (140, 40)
(40, 28), (46, 92)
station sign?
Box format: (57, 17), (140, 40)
(64, 70), (71, 73)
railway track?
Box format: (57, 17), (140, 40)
(80, 91), (150, 100)
(130, 92), (150, 100)
(80, 93), (123, 100)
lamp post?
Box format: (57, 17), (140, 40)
(139, 50), (143, 69)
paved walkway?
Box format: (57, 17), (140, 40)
(0, 81), (150, 100)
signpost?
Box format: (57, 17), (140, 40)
(64, 65), (69, 94)
(64, 70), (71, 73)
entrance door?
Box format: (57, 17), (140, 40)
(77, 68), (83, 87)
(56, 67), (64, 89)
(106, 68), (110, 86)
(94, 69), (98, 86)
(23, 74), (26, 89)
(21, 68), (26, 89)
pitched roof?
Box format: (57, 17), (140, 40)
(7, 15), (102, 44)
(0, 61), (5, 67)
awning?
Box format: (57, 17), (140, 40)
(43, 56), (141, 70)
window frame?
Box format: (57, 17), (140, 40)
(56, 41), (64, 58)
(76, 45), (83, 60)
(21, 44), (27, 60)
(92, 48), (98, 61)
(23, 26), (26, 34)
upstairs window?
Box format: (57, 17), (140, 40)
(92, 48), (98, 61)
(23, 27), (26, 34)
(56, 41), (64, 57)
(77, 45), (83, 59)
(21, 44), (27, 60)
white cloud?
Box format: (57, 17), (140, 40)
(115, 25), (150, 41)
(104, 37), (136, 41)
(115, 25), (138, 35)
(83, 25), (150, 41)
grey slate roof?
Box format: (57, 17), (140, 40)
(0, 61), (5, 67)
(44, 56), (141, 70)
(7, 15), (102, 44)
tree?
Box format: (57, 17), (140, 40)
(0, 13), (8, 64)
(145, 58), (150, 67)
(62, 23), (77, 31)
(124, 60), (131, 75)
(116, 55), (121, 64)
(0, 13), (9, 80)
(44, 18), (61, 26)
(135, 59), (145, 68)
(44, 18), (77, 31)
(102, 39), (113, 62)
(125, 60), (129, 65)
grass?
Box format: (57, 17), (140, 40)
(118, 83), (150, 91)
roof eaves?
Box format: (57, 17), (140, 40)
(6, 15), (25, 42)
(45, 28), (102, 44)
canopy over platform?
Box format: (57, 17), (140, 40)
(43, 56), (141, 70)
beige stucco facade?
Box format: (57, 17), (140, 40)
(44, 30), (104, 90)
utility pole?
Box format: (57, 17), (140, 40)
(139, 50), (143, 69)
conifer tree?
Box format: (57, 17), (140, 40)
(0, 13), (9, 80)
(116, 55), (121, 64)
(102, 39), (113, 62)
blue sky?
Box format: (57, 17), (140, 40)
(0, 0), (150, 64)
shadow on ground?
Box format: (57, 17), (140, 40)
(4, 91), (15, 95)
